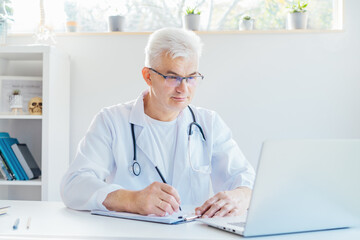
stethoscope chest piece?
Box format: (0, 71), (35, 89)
(129, 161), (141, 176)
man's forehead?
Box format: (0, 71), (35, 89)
(151, 52), (198, 74)
(161, 53), (197, 64)
(162, 60), (198, 74)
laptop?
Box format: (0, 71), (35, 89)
(200, 139), (360, 237)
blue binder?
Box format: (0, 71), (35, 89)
(0, 133), (29, 180)
(0, 133), (9, 138)
(2, 138), (28, 180)
(0, 138), (21, 180)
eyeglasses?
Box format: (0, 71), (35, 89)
(149, 68), (204, 87)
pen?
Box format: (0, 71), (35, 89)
(184, 215), (202, 221)
(155, 166), (182, 211)
(27, 217), (31, 230)
(13, 218), (20, 230)
(178, 214), (202, 221)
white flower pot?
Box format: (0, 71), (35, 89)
(9, 95), (23, 109)
(183, 14), (200, 31)
(9, 95), (23, 113)
(287, 12), (308, 30)
(239, 19), (255, 31)
(108, 15), (125, 32)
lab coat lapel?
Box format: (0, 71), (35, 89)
(171, 109), (192, 197)
(136, 127), (163, 169)
(129, 90), (162, 170)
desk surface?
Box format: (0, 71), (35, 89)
(0, 200), (359, 240)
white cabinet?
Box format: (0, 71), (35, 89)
(0, 45), (70, 201)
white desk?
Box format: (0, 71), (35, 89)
(0, 200), (359, 240)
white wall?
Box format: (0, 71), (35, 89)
(7, 1), (360, 169)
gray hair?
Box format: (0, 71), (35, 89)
(144, 28), (203, 68)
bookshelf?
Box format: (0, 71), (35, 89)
(0, 114), (42, 119)
(0, 45), (70, 201)
(0, 178), (42, 186)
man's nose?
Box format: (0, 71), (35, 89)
(176, 79), (188, 92)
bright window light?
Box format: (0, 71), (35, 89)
(7, 0), (343, 33)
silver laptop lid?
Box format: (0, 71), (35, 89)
(244, 139), (360, 237)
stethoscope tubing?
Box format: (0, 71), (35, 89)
(130, 105), (206, 176)
(131, 123), (141, 176)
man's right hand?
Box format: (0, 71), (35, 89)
(102, 182), (181, 216)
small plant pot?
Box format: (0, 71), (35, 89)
(108, 15), (125, 32)
(183, 14), (200, 31)
(66, 21), (77, 32)
(287, 12), (308, 30)
(9, 95), (23, 114)
(239, 19), (255, 31)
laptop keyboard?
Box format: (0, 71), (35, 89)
(228, 222), (246, 228)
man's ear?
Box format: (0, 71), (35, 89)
(142, 67), (152, 86)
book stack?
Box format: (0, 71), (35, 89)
(0, 206), (10, 215)
(0, 132), (41, 181)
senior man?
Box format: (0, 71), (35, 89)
(61, 27), (255, 218)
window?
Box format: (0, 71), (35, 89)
(8, 0), (343, 33)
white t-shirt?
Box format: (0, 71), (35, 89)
(145, 115), (178, 184)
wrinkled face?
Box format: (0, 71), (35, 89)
(146, 53), (199, 116)
(28, 97), (42, 115)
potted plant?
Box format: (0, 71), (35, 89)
(239, 15), (254, 31)
(64, 0), (78, 32)
(108, 7), (125, 32)
(0, 0), (14, 45)
(286, 0), (308, 30)
(183, 7), (201, 31)
(9, 89), (23, 114)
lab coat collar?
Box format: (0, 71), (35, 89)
(128, 90), (148, 127)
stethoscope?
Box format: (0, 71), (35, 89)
(129, 106), (208, 176)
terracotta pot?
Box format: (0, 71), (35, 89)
(66, 21), (77, 32)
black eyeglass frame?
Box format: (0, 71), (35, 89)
(149, 68), (204, 85)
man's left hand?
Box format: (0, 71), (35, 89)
(195, 187), (252, 218)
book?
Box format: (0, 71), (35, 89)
(0, 158), (8, 179)
(0, 132), (10, 138)
(0, 138), (21, 180)
(0, 150), (14, 180)
(11, 144), (41, 179)
(0, 154), (13, 180)
(1, 138), (28, 180)
(0, 205), (10, 216)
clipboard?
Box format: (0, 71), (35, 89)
(91, 209), (201, 224)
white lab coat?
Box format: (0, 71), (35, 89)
(61, 90), (255, 211)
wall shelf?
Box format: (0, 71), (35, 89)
(0, 178), (42, 186)
(0, 114), (42, 119)
(7, 29), (344, 37)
